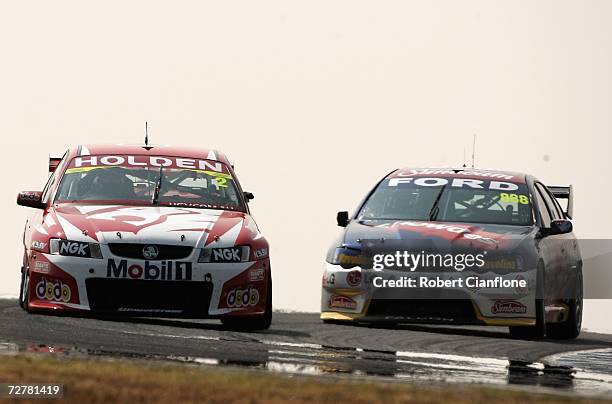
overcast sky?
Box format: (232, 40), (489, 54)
(1, 0), (610, 330)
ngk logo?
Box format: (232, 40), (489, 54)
(60, 241), (88, 256)
(106, 259), (192, 281)
(212, 248), (241, 262)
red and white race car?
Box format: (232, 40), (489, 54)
(17, 145), (272, 330)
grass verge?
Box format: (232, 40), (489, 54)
(0, 355), (606, 404)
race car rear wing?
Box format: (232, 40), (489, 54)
(49, 157), (62, 173)
(549, 185), (573, 219)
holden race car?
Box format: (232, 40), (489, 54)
(18, 144), (271, 330)
(321, 167), (582, 339)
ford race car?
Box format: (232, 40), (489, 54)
(321, 168), (582, 339)
(18, 145), (271, 330)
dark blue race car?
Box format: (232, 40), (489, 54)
(321, 168), (581, 339)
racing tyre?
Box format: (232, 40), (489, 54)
(19, 267), (30, 312)
(509, 263), (546, 339)
(221, 277), (272, 331)
(547, 269), (583, 340)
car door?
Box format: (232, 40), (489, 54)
(532, 183), (558, 302)
(534, 182), (573, 301)
(539, 183), (580, 298)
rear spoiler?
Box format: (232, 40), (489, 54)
(548, 185), (573, 219)
(49, 157), (62, 173)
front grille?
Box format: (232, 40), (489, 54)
(108, 243), (193, 260)
(367, 298), (477, 323)
(86, 279), (212, 315)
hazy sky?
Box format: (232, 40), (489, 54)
(1, 1), (610, 330)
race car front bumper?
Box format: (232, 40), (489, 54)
(321, 263), (537, 326)
(26, 249), (270, 318)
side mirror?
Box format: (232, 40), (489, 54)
(49, 157), (62, 173)
(549, 219), (573, 235)
(244, 192), (255, 202)
(337, 211), (349, 227)
(17, 191), (45, 209)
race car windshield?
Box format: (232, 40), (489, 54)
(54, 155), (246, 212)
(358, 176), (534, 226)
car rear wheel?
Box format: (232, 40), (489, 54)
(547, 269), (583, 340)
(221, 277), (272, 331)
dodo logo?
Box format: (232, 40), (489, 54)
(35, 279), (71, 303)
(226, 286), (259, 308)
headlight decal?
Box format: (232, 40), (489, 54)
(329, 246), (366, 269)
(49, 239), (103, 259)
(198, 246), (251, 263)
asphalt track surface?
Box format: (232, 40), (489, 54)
(1, 299), (612, 397)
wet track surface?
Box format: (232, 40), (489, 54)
(1, 299), (612, 397)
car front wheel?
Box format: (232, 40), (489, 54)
(547, 269), (583, 339)
(19, 267), (30, 312)
(221, 277), (272, 331)
(509, 263), (546, 339)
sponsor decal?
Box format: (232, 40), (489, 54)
(387, 177), (519, 191)
(394, 169), (516, 181)
(35, 278), (71, 303)
(491, 300), (527, 314)
(106, 259), (192, 280)
(31, 241), (46, 250)
(212, 247), (242, 263)
(226, 286), (260, 308)
(328, 295), (357, 310)
(199, 245), (249, 263)
(255, 248), (268, 259)
(33, 261), (50, 274)
(142, 245), (159, 260)
(249, 268), (265, 282)
(338, 254), (365, 266)
(333, 247), (365, 267)
(514, 275), (529, 294)
(346, 270), (362, 287)
(50, 239), (102, 258)
(59, 240), (89, 256)
(376, 221), (499, 246)
(165, 201), (232, 209)
(20, 191), (41, 200)
(481, 258), (517, 270)
(322, 273), (335, 286)
(71, 155), (226, 173)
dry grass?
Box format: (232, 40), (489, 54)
(0, 355), (606, 404)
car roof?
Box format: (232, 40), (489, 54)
(390, 167), (528, 183)
(69, 144), (231, 166)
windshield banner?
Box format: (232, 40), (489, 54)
(69, 155), (229, 174)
